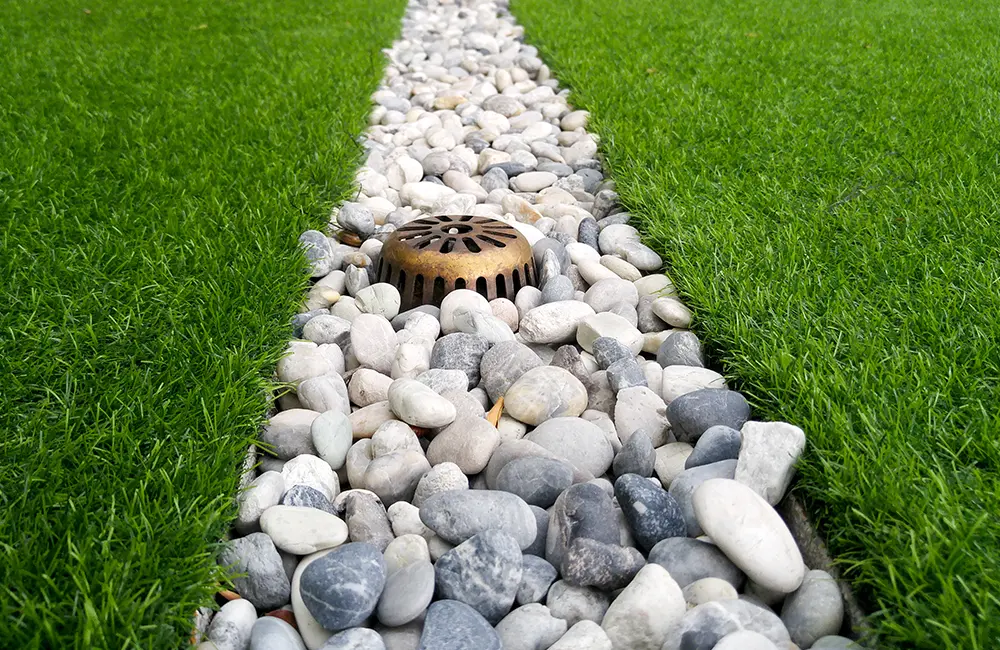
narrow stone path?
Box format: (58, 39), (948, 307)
(196, 1), (862, 649)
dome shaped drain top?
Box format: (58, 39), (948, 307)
(378, 215), (536, 311)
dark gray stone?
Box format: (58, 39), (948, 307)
(578, 217), (600, 249)
(657, 331), (705, 368)
(281, 484), (337, 514)
(418, 600), (502, 650)
(516, 555), (558, 605)
(421, 175), (444, 185)
(591, 190), (619, 220)
(467, 137), (490, 154)
(548, 344), (591, 385)
(667, 388), (751, 444)
(479, 340), (543, 403)
(338, 202), (376, 238)
(669, 459), (738, 536)
(218, 532), (290, 610)
(576, 168), (604, 193)
(648, 537), (745, 589)
(481, 166), (509, 193)
(591, 336), (633, 370)
(345, 491), (393, 551)
(540, 275), (575, 304)
(430, 333), (491, 387)
(560, 537), (645, 590)
(536, 161), (574, 177)
(614, 473), (687, 551)
(320, 628), (385, 650)
(606, 358), (647, 392)
(612, 429), (655, 478)
(685, 425), (742, 469)
(546, 483), (619, 570)
(573, 158), (602, 172)
(300, 543), (386, 631)
(495, 456), (574, 508)
(484, 161), (528, 177)
(419, 489), (537, 550)
(637, 295), (668, 333)
(532, 238), (571, 274)
(525, 505), (549, 558)
(434, 531), (523, 624)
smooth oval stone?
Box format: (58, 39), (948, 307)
(496, 604), (567, 650)
(434, 530), (524, 624)
(412, 461), (469, 507)
(660, 365), (727, 403)
(236, 471), (285, 534)
(591, 336), (633, 370)
(351, 314), (398, 375)
(419, 489), (537, 550)
(260, 505), (348, 555)
(344, 491), (393, 552)
(525, 417), (613, 477)
(377, 560), (435, 627)
(685, 425), (741, 469)
(418, 600), (501, 650)
(250, 617), (307, 650)
(280, 485), (333, 515)
(496, 456), (574, 508)
(614, 474), (686, 552)
(693, 479), (805, 593)
(648, 537), (745, 589)
(667, 388), (750, 444)
(504, 366), (588, 425)
(440, 289), (491, 334)
(387, 378), (457, 428)
(262, 409), (320, 460)
(355, 283), (402, 321)
(218, 533), (290, 610)
(300, 543), (387, 631)
(780, 569), (845, 648)
(600, 564), (685, 650)
(426, 415), (501, 475)
(311, 410), (354, 470)
(517, 301), (596, 345)
(812, 635), (866, 649)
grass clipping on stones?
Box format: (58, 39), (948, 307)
(0, 0), (405, 646)
(513, 0), (1000, 647)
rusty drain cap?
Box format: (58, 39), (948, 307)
(377, 215), (537, 311)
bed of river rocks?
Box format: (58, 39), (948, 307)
(193, 0), (865, 649)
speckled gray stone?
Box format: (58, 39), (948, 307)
(612, 429), (656, 478)
(516, 555), (559, 605)
(647, 537), (745, 589)
(218, 532), (291, 610)
(656, 331), (704, 367)
(430, 333), (491, 387)
(614, 473), (687, 551)
(434, 530), (523, 624)
(418, 600), (501, 650)
(300, 543), (387, 631)
(685, 425), (742, 469)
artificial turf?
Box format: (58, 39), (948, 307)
(513, 0), (1000, 646)
(0, 0), (404, 646)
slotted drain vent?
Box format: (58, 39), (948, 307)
(378, 215), (536, 311)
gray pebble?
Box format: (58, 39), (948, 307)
(669, 459), (738, 536)
(612, 429), (655, 478)
(281, 485), (337, 514)
(218, 532), (290, 610)
(614, 473), (686, 551)
(648, 537), (745, 589)
(667, 388), (750, 444)
(418, 600), (501, 650)
(606, 357), (647, 392)
(430, 333), (491, 387)
(338, 203), (376, 238)
(300, 543), (386, 631)
(516, 555), (559, 605)
(540, 275), (575, 303)
(657, 331), (704, 367)
(320, 628), (386, 650)
(685, 425), (742, 469)
(496, 456), (574, 508)
(434, 530), (523, 624)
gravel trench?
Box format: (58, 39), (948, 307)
(194, 1), (862, 649)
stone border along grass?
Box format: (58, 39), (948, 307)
(198, 1), (863, 649)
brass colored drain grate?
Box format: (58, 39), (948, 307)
(377, 215), (536, 311)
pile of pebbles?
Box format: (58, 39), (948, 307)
(194, 0), (865, 649)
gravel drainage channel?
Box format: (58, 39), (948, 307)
(193, 1), (869, 649)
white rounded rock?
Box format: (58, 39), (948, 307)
(601, 564), (685, 650)
(235, 471), (284, 535)
(350, 314), (398, 375)
(504, 366), (588, 426)
(660, 366), (727, 403)
(651, 297), (693, 328)
(518, 301), (596, 345)
(207, 598), (257, 650)
(310, 410), (353, 470)
(384, 533), (431, 575)
(387, 378), (457, 428)
(693, 478), (806, 593)
(577, 312), (643, 355)
(348, 368), (394, 407)
(281, 454), (340, 501)
(412, 461), (469, 507)
(440, 289), (491, 334)
(549, 620), (612, 650)
(355, 283), (402, 320)
(259, 505), (348, 555)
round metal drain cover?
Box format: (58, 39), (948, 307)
(378, 215), (536, 311)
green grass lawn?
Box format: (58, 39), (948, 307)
(0, 0), (403, 646)
(514, 0), (1000, 646)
